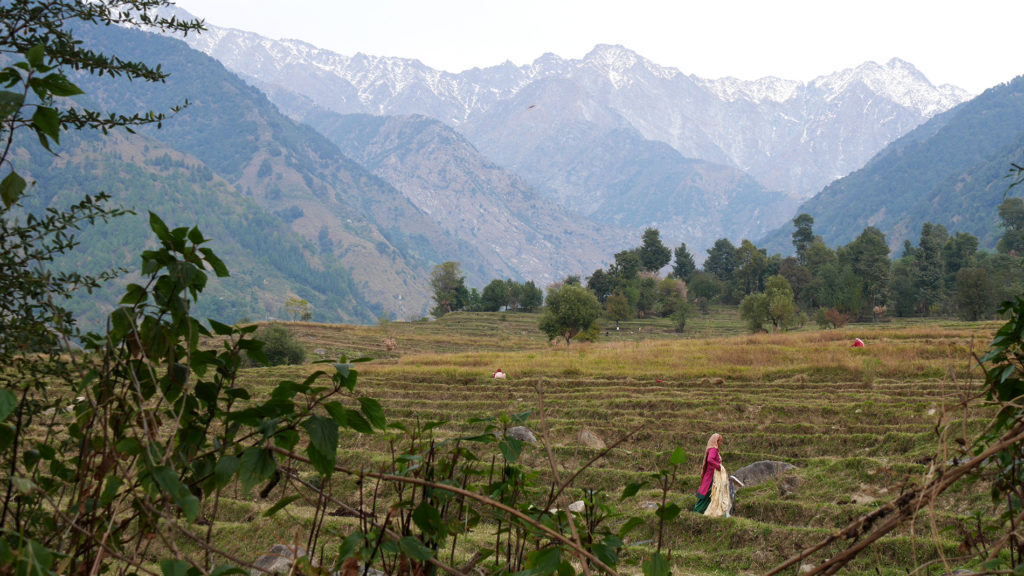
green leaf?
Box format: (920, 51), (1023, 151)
(336, 531), (365, 562)
(31, 106), (59, 147)
(239, 447), (276, 493)
(208, 319), (235, 336)
(0, 170), (27, 208)
(0, 389), (17, 422)
(209, 565), (246, 576)
(303, 415), (338, 476)
(499, 437), (523, 463)
(325, 402), (374, 435)
(398, 537), (434, 562)
(642, 553), (670, 576)
(115, 437), (142, 456)
(264, 494), (302, 517)
(25, 45), (45, 69)
(214, 455), (239, 489)
(149, 212), (172, 244)
(620, 481), (646, 501)
(412, 501), (443, 538)
(160, 559), (190, 576)
(0, 424), (14, 452)
(199, 247), (230, 277)
(617, 516), (646, 538)
(358, 397), (386, 429)
(0, 90), (24, 120)
(274, 428), (299, 451)
(99, 476), (122, 506)
(591, 535), (622, 566)
(526, 547), (561, 576)
(656, 502), (681, 523)
(669, 447), (687, 466)
(38, 72), (83, 97)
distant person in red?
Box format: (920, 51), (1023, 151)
(852, 338), (865, 347)
(694, 433), (729, 515)
(492, 368), (507, 379)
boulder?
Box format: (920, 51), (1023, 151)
(731, 460), (796, 488)
(578, 428), (606, 450)
(506, 426), (536, 443)
(251, 544), (306, 576)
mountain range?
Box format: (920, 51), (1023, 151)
(179, 22), (970, 200)
(173, 16), (975, 259)
(21, 11), (1022, 326)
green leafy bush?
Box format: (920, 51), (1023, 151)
(254, 323), (307, 366)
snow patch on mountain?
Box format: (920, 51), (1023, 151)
(699, 76), (802, 103)
(812, 58), (967, 115)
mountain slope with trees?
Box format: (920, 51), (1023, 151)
(760, 75), (1024, 254)
(33, 22), (516, 321)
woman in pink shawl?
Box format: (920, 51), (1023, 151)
(693, 433), (728, 515)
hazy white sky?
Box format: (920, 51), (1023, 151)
(172, 0), (1022, 94)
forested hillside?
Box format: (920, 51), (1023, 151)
(761, 75), (1024, 254)
(15, 23), (522, 324)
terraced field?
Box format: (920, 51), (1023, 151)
(219, 312), (1002, 575)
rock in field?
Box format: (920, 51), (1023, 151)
(251, 544), (306, 576)
(506, 426), (536, 443)
(578, 428), (606, 450)
(731, 460), (796, 488)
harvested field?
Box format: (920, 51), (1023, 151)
(208, 313), (1003, 575)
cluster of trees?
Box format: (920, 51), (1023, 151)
(709, 209), (1024, 329)
(432, 202), (1024, 339)
(429, 262), (543, 317)
(584, 228), (689, 331)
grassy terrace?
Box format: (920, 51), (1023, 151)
(208, 310), (1001, 575)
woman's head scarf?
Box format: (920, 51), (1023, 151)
(700, 433), (722, 473)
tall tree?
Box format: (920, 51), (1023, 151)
(997, 197), (1024, 254)
(430, 261), (468, 317)
(914, 222), (948, 314)
(792, 213), (815, 265)
(639, 227), (672, 272)
(838, 227), (890, 318)
(611, 249), (642, 281)
(734, 239), (770, 296)
(704, 238), (739, 284)
(942, 231), (979, 288)
(519, 280), (544, 311)
(586, 268), (616, 304)
(672, 242), (697, 282)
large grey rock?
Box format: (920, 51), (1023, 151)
(251, 544), (307, 576)
(506, 426), (537, 443)
(731, 460), (796, 488)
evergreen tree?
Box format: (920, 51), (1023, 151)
(792, 213), (815, 265)
(997, 197), (1024, 254)
(430, 261), (468, 317)
(672, 242), (697, 281)
(914, 223), (948, 314)
(838, 227), (889, 318)
(704, 238), (739, 286)
(519, 280), (544, 311)
(639, 227), (672, 272)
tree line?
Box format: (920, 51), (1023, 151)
(431, 202), (1024, 338)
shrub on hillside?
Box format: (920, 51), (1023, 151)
(251, 323), (306, 366)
